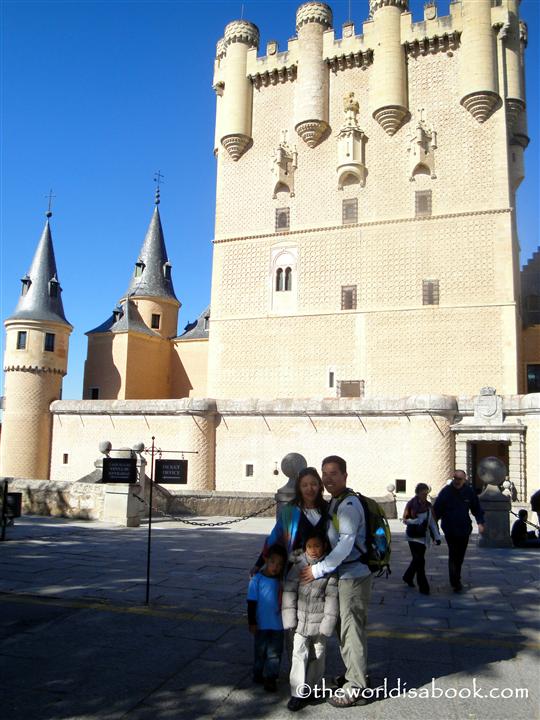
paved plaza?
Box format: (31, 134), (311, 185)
(0, 514), (538, 720)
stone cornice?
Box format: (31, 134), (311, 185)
(406, 30), (460, 57)
(213, 207), (512, 245)
(250, 65), (297, 88)
(327, 49), (373, 72)
(4, 365), (66, 376)
(51, 399), (218, 416)
(217, 395), (457, 416)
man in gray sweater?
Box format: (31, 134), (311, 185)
(299, 455), (371, 708)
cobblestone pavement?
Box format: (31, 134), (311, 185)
(0, 514), (538, 720)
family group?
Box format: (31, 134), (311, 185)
(246, 457), (485, 710)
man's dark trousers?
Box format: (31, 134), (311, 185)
(444, 533), (469, 588)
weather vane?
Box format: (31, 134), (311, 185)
(44, 189), (56, 218)
(153, 171), (165, 205)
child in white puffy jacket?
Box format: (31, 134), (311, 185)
(281, 531), (338, 712)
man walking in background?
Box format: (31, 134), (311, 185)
(433, 469), (485, 592)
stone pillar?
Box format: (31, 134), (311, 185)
(503, 0), (525, 130)
(369, 0), (409, 135)
(294, 2), (333, 148)
(459, 0), (500, 123)
(220, 20), (259, 161)
(103, 483), (143, 527)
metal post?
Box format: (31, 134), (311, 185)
(145, 436), (156, 605)
(1, 479), (8, 542)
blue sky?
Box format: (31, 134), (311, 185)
(1, 0), (539, 400)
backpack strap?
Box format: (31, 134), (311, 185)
(330, 490), (367, 564)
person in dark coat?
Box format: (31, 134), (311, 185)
(511, 510), (540, 548)
(433, 470), (485, 592)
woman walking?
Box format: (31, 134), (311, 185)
(402, 483), (441, 595)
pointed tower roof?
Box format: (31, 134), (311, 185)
(8, 214), (71, 326)
(124, 195), (178, 303)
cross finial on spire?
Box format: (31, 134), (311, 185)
(44, 189), (56, 218)
(153, 171), (165, 205)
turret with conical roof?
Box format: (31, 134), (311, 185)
(1, 211), (72, 480)
(83, 190), (181, 400)
(120, 191), (180, 340)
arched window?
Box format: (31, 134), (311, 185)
(275, 267), (284, 291)
(21, 275), (31, 296)
(49, 278), (59, 298)
(284, 267), (292, 291)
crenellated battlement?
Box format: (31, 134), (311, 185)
(213, 0), (528, 155)
(295, 1), (333, 30)
(223, 19), (259, 48)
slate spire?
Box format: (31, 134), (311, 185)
(8, 214), (71, 326)
(124, 196), (178, 302)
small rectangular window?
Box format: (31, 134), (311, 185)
(395, 479), (407, 493)
(415, 190), (432, 217)
(151, 314), (161, 329)
(44, 333), (55, 352)
(204, 316), (210, 331)
(329, 371), (335, 389)
(527, 364), (540, 393)
(338, 380), (364, 398)
(16, 331), (27, 350)
(341, 285), (357, 310)
(63, 453), (69, 465)
(342, 198), (358, 224)
(275, 207), (290, 231)
(90, 388), (100, 400)
(245, 464), (254, 477)
(422, 279), (440, 305)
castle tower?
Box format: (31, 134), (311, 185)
(120, 189), (180, 339)
(219, 19), (260, 161)
(294, 2), (333, 147)
(369, 0), (409, 135)
(83, 190), (180, 399)
(459, 0), (500, 123)
(0, 211), (72, 479)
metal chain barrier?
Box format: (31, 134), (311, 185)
(133, 493), (276, 527)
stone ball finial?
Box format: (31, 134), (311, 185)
(99, 440), (112, 455)
(296, 2), (333, 31)
(280, 452), (308, 480)
(386, 483), (396, 494)
(223, 20), (260, 49)
(132, 442), (145, 453)
(477, 456), (507, 487)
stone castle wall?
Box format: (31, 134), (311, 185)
(209, 9), (521, 400)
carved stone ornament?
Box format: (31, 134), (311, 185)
(407, 108), (437, 181)
(473, 387), (503, 425)
(271, 130), (298, 198)
(336, 92), (367, 189)
(460, 91), (500, 124)
(221, 133), (252, 162)
(295, 119), (329, 148)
